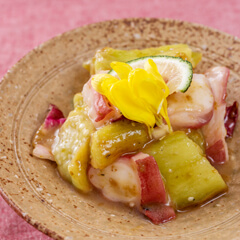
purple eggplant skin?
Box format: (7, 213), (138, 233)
(224, 101), (239, 138)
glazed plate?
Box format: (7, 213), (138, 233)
(0, 19), (240, 240)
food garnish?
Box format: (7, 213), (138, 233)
(91, 59), (172, 131)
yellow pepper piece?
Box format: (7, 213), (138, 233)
(73, 93), (84, 108)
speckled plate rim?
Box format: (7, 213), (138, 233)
(0, 18), (239, 240)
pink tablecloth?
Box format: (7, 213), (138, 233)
(0, 0), (239, 239)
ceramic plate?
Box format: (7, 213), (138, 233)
(0, 18), (240, 240)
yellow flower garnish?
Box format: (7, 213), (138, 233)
(91, 60), (172, 132)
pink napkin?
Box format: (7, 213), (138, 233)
(0, 0), (239, 239)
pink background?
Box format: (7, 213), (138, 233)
(0, 0), (239, 239)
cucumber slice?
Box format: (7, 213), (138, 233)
(109, 56), (193, 94)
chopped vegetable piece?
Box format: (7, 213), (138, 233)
(32, 104), (66, 160)
(143, 131), (227, 209)
(185, 129), (205, 152)
(202, 67), (229, 164)
(68, 139), (91, 192)
(132, 153), (166, 205)
(90, 119), (150, 169)
(52, 105), (95, 192)
(224, 101), (239, 138)
(73, 92), (84, 108)
(83, 44), (201, 74)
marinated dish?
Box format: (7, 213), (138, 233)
(32, 44), (238, 224)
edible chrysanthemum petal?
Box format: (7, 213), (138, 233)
(110, 61), (132, 79)
(109, 79), (156, 128)
(91, 74), (118, 95)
